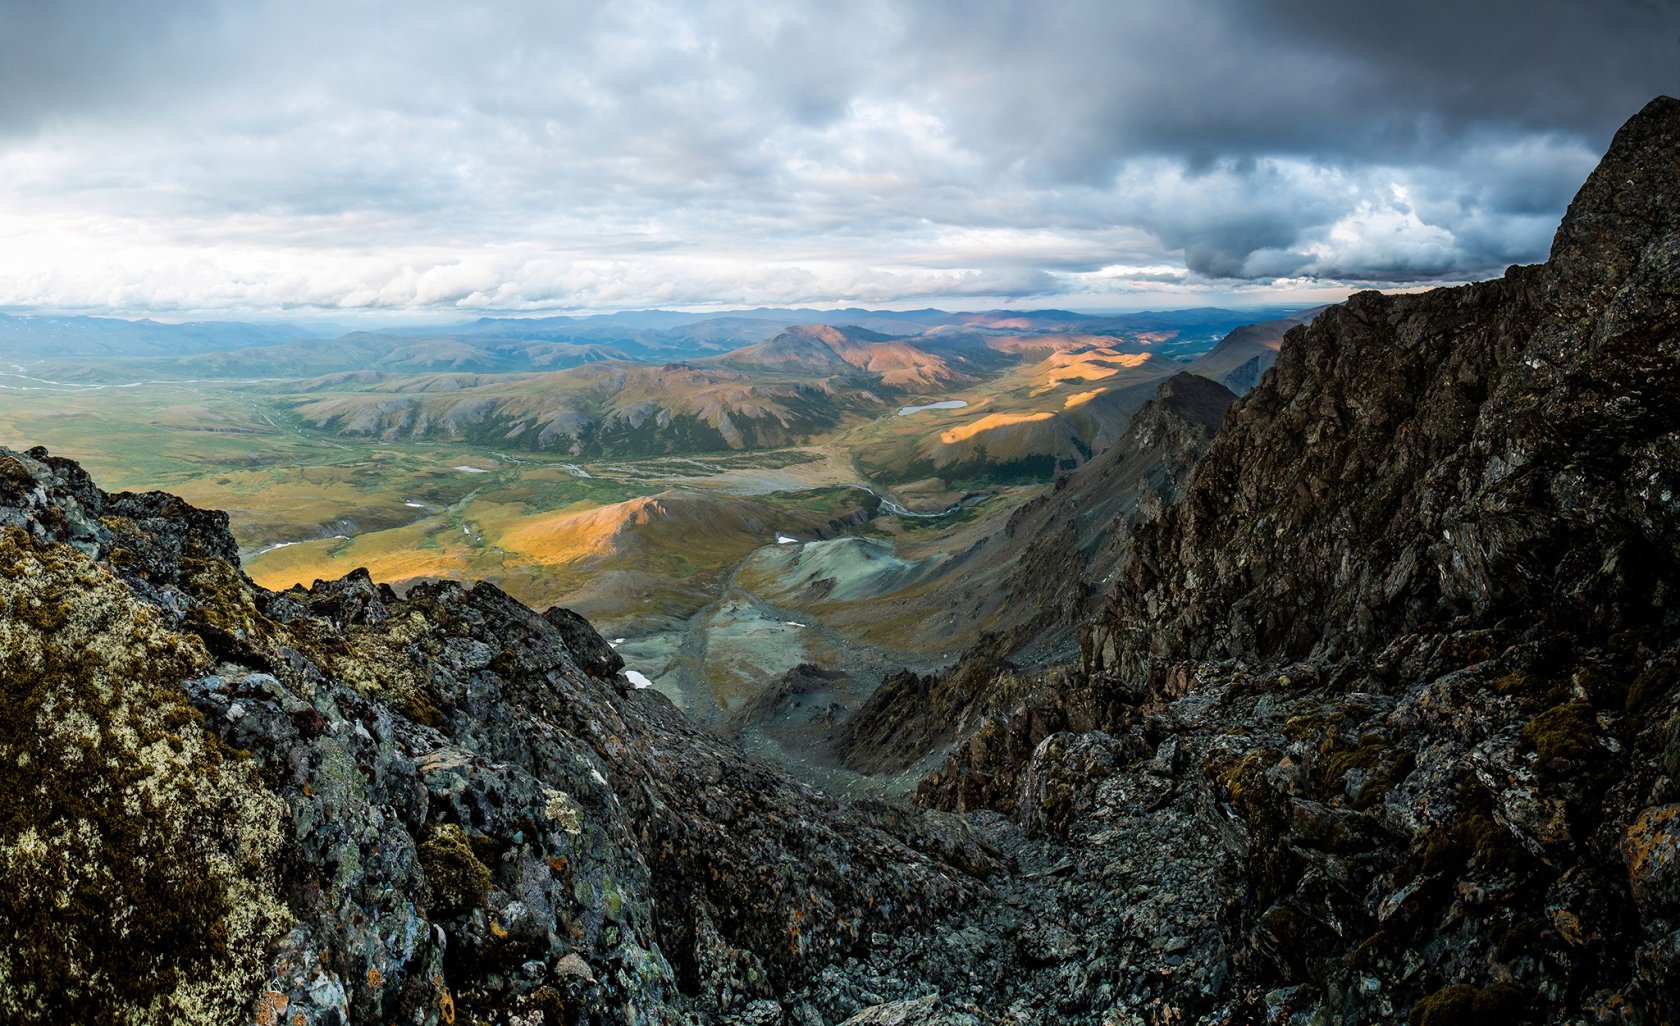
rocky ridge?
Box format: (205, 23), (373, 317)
(905, 96), (1680, 1023)
(0, 444), (1001, 1026)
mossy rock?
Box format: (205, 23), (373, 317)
(1491, 670), (1537, 695)
(1418, 809), (1525, 877)
(1321, 735), (1414, 810)
(1520, 701), (1600, 771)
(1409, 981), (1532, 1026)
(0, 528), (291, 1025)
(420, 824), (493, 915)
(1627, 663), (1676, 712)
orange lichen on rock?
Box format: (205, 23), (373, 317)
(1624, 804), (1680, 918)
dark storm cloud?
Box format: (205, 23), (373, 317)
(0, 0), (1672, 314)
(0, 0), (227, 130)
(901, 0), (1679, 173)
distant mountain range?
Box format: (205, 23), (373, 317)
(272, 314), (1310, 476)
(0, 311), (326, 359)
(0, 305), (1303, 374)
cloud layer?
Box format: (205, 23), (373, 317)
(0, 0), (1674, 316)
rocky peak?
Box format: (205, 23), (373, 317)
(1121, 370), (1237, 449)
(1102, 95), (1680, 672)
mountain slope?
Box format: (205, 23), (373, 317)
(0, 445), (992, 1025)
(829, 372), (1236, 774)
(911, 96), (1680, 1025)
(1180, 310), (1319, 393)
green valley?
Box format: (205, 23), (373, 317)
(0, 306), (1300, 745)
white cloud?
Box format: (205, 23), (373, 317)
(0, 0), (1667, 316)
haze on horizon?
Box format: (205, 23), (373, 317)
(0, 0), (1675, 321)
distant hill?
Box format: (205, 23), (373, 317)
(0, 312), (326, 359)
(725, 325), (972, 388)
(287, 356), (878, 456)
(1181, 309), (1322, 393)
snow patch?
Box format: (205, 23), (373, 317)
(453, 465), (489, 474)
(897, 399), (968, 416)
(777, 534), (800, 544)
(623, 670), (654, 690)
(404, 501), (426, 508)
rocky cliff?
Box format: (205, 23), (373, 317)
(913, 96), (1680, 1023)
(0, 445), (1001, 1026)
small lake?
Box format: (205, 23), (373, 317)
(897, 399), (968, 416)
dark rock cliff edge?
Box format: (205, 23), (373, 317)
(915, 96), (1680, 1023)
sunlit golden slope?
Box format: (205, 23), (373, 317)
(247, 488), (861, 628)
(938, 412), (1056, 445)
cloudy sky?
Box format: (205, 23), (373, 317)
(0, 0), (1675, 319)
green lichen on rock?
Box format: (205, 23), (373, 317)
(1418, 809), (1525, 877)
(1408, 981), (1532, 1026)
(420, 823), (493, 915)
(0, 528), (291, 1026)
(1626, 663), (1675, 712)
(1491, 670), (1537, 695)
(1520, 701), (1600, 768)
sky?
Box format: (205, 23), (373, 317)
(0, 0), (1675, 320)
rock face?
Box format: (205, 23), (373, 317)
(0, 445), (996, 1025)
(1103, 97), (1680, 673)
(904, 97), (1680, 1024)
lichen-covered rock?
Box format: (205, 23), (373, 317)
(0, 445), (996, 1025)
(836, 994), (989, 1025)
(0, 520), (290, 1026)
(1625, 804), (1680, 923)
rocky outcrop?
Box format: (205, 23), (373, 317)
(904, 97), (1680, 1024)
(1103, 97), (1680, 674)
(0, 445), (998, 1025)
